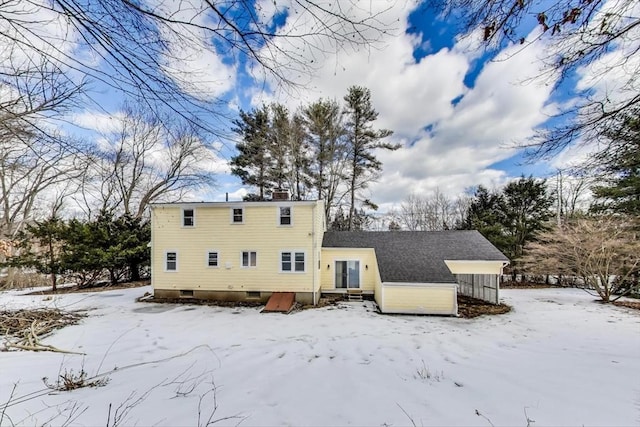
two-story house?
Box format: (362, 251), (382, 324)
(151, 197), (508, 315)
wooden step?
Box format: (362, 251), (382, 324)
(346, 289), (363, 301)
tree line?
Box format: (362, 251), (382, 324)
(390, 105), (640, 303)
(230, 85), (397, 230)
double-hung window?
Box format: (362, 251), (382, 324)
(207, 251), (219, 267)
(242, 251), (257, 267)
(183, 209), (194, 227)
(279, 207), (291, 225)
(281, 251), (305, 272)
(166, 251), (177, 271)
(232, 208), (244, 224)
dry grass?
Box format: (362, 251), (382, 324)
(25, 280), (150, 296)
(1, 308), (86, 352)
(613, 300), (640, 311)
(457, 295), (511, 318)
(0, 271), (50, 290)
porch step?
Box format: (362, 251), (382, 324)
(346, 289), (363, 302)
(262, 292), (296, 313)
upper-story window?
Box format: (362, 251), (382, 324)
(279, 207), (292, 225)
(183, 208), (194, 227)
(232, 208), (244, 224)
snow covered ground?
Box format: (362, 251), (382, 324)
(1, 286), (639, 426)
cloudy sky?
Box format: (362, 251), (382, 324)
(50, 0), (618, 212)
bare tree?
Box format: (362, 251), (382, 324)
(436, 0), (640, 158)
(552, 169), (593, 224)
(522, 217), (640, 302)
(79, 106), (215, 218)
(0, 0), (398, 130)
(0, 52), (87, 240)
(394, 189), (466, 231)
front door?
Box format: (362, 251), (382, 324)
(335, 261), (360, 289)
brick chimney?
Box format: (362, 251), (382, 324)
(272, 189), (289, 201)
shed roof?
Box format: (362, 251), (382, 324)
(322, 230), (508, 284)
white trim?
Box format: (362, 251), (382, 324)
(241, 250), (257, 268)
(279, 250), (306, 273)
(152, 200), (320, 208)
(382, 282), (458, 288)
(277, 206), (293, 227)
(206, 250), (220, 268)
(230, 207), (244, 224)
(333, 259), (362, 289)
(322, 247), (374, 251)
(165, 250), (178, 272)
(182, 208), (195, 228)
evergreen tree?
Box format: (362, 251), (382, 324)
(302, 98), (347, 220)
(7, 217), (69, 291)
(230, 106), (273, 200)
(591, 112), (640, 216)
(462, 186), (510, 252)
(463, 178), (554, 274)
(502, 176), (554, 263)
(342, 86), (398, 230)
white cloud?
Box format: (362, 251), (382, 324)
(71, 111), (127, 134)
(373, 34), (559, 203)
(220, 3), (563, 210)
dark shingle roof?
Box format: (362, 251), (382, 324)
(322, 230), (508, 283)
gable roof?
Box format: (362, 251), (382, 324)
(322, 230), (508, 284)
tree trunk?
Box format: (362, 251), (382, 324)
(129, 263), (141, 281)
(51, 272), (57, 292)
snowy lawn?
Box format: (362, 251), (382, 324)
(1, 286), (639, 426)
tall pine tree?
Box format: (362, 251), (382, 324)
(343, 86), (397, 230)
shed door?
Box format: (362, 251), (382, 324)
(335, 261), (360, 289)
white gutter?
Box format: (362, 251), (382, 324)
(311, 202), (317, 306)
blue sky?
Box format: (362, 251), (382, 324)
(58, 0), (594, 211)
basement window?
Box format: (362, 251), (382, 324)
(246, 291), (260, 299)
(179, 290), (194, 297)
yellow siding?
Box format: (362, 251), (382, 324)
(444, 260), (506, 275)
(319, 248), (380, 292)
(151, 202), (321, 294)
(381, 284), (457, 315)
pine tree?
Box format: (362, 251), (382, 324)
(342, 86), (397, 230)
(591, 112), (640, 216)
(230, 106), (273, 200)
(7, 217), (69, 291)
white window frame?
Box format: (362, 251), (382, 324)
(231, 207), (244, 224)
(241, 250), (257, 268)
(182, 208), (195, 227)
(278, 206), (292, 226)
(206, 250), (219, 268)
(333, 259), (361, 289)
(280, 250), (306, 273)
(165, 250), (178, 272)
